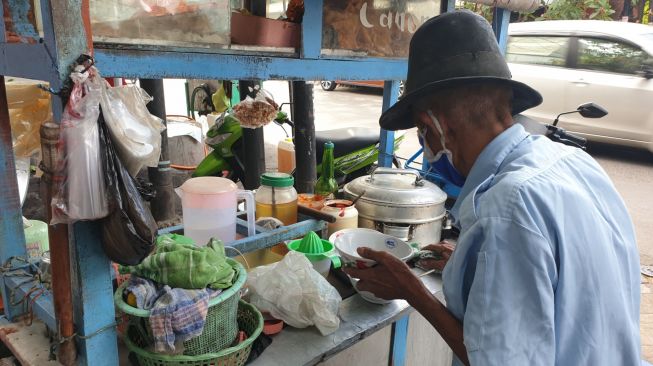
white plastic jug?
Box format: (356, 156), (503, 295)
(176, 177), (255, 246)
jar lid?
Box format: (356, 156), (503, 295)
(261, 172), (294, 187)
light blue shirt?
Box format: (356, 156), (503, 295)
(442, 124), (641, 366)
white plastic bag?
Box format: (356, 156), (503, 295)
(247, 251), (341, 335)
(51, 66), (109, 224)
(100, 82), (165, 177)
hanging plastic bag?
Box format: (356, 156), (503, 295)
(99, 111), (157, 266)
(232, 85), (278, 129)
(8, 79), (52, 157)
(246, 251), (341, 335)
(51, 66), (109, 224)
(99, 81), (165, 177)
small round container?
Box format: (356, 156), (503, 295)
(255, 173), (298, 225)
(298, 193), (326, 210)
(322, 200), (358, 237)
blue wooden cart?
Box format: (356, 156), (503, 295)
(0, 1), (513, 365)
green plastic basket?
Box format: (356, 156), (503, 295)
(124, 300), (263, 366)
(115, 259), (247, 356)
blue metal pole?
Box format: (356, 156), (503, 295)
(378, 80), (400, 167)
(390, 316), (410, 366)
(492, 8), (511, 54)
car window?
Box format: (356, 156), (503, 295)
(577, 38), (647, 75)
(506, 36), (569, 66)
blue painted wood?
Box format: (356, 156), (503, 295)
(229, 219), (326, 255)
(235, 218), (271, 236)
(4, 275), (57, 330)
(70, 221), (118, 366)
(0, 0), (6, 43)
(6, 0), (39, 40)
(445, 0), (456, 12)
(492, 8), (511, 54)
(94, 48), (408, 81)
(390, 315), (410, 366)
(378, 80), (400, 167)
(0, 43), (58, 82)
(301, 0), (323, 59)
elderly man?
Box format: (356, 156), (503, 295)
(345, 10), (641, 366)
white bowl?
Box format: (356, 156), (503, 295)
(329, 228), (415, 269)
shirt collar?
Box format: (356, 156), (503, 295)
(450, 123), (529, 224)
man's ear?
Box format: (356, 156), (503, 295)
(436, 112), (456, 143)
(415, 110), (431, 129)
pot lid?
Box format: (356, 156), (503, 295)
(344, 168), (446, 206)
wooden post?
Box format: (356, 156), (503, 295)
(39, 122), (76, 366)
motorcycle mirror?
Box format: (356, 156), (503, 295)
(576, 102), (608, 119)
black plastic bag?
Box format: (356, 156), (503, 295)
(99, 110), (157, 265)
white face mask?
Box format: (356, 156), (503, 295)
(418, 110), (455, 166)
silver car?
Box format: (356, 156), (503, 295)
(507, 20), (653, 152)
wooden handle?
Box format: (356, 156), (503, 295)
(298, 205), (337, 223)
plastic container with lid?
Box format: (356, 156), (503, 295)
(277, 138), (295, 174)
(255, 173), (298, 225)
(176, 177), (255, 246)
(321, 199), (358, 237)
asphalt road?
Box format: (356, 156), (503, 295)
(263, 82), (653, 266)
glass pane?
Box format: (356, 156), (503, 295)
(578, 38), (647, 75)
(506, 36), (569, 66)
(322, 0), (441, 58)
(90, 0), (231, 47)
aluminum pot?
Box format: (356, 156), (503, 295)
(343, 167), (447, 247)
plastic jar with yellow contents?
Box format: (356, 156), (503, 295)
(255, 173), (298, 225)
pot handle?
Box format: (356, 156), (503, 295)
(369, 167), (423, 186)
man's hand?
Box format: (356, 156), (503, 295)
(343, 247), (428, 303)
(416, 241), (455, 272)
(346, 247), (469, 365)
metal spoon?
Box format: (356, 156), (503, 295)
(350, 190), (366, 206)
(418, 269), (437, 278)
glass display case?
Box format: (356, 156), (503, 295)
(90, 0), (231, 48)
(322, 0), (440, 58)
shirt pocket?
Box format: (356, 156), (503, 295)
(462, 251), (489, 353)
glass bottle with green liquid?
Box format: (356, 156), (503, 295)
(315, 141), (338, 199)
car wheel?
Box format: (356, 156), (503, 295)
(398, 81), (405, 97)
(321, 81), (337, 91)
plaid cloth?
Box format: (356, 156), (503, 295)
(129, 236), (237, 290)
(126, 276), (221, 352)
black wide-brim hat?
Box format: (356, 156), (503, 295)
(379, 10), (543, 131)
